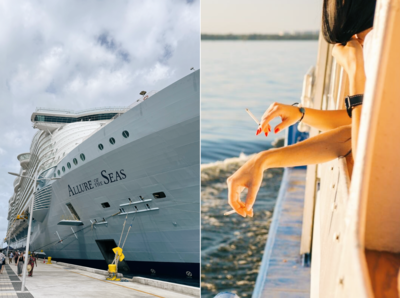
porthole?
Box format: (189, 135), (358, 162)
(67, 162), (71, 169)
(80, 154), (85, 161)
(122, 131), (129, 138)
(109, 137), (115, 145)
(101, 202), (110, 208)
(54, 173), (56, 178)
(98, 144), (104, 150)
(57, 170), (60, 176)
(73, 158), (78, 165)
(62, 166), (65, 172)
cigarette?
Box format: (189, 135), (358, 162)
(245, 108), (260, 126)
(224, 210), (237, 216)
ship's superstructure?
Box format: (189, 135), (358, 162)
(7, 107), (128, 240)
(6, 71), (200, 280)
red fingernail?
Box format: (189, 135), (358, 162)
(269, 127), (271, 132)
(265, 132), (268, 137)
(256, 128), (261, 135)
(275, 128), (280, 134)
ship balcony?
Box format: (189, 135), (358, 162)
(13, 177), (21, 192)
(17, 153), (31, 170)
(32, 185), (52, 222)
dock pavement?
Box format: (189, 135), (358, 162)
(0, 260), (198, 298)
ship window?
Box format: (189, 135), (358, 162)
(98, 144), (104, 150)
(153, 192), (166, 199)
(101, 202), (110, 208)
(67, 162), (71, 169)
(54, 173), (56, 178)
(62, 166), (65, 172)
(80, 154), (85, 161)
(73, 158), (78, 165)
(109, 137), (115, 145)
(57, 170), (60, 176)
(66, 203), (80, 220)
(122, 131), (129, 138)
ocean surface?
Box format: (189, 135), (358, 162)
(201, 41), (318, 298)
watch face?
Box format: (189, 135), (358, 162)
(300, 107), (305, 113)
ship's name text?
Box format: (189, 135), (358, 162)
(68, 169), (127, 197)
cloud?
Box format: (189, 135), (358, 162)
(0, 0), (199, 246)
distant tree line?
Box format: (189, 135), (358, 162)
(201, 32), (319, 41)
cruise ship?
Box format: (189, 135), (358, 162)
(5, 70), (200, 280)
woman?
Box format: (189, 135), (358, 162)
(16, 252), (25, 277)
(28, 253), (37, 277)
(227, 0), (376, 217)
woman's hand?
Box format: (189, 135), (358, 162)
(227, 153), (266, 217)
(332, 38), (366, 95)
(257, 103), (303, 136)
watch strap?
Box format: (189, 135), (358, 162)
(345, 94), (363, 117)
(292, 103), (305, 122)
(298, 107), (305, 122)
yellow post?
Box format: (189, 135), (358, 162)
(106, 264), (120, 281)
(47, 257), (52, 264)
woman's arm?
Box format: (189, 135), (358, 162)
(227, 125), (352, 216)
(332, 38), (366, 158)
(259, 103), (351, 136)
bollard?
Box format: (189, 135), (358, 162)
(106, 264), (120, 281)
(47, 257), (52, 264)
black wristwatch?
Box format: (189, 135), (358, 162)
(345, 94), (363, 118)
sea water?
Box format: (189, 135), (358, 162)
(201, 41), (318, 298)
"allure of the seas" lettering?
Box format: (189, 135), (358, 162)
(68, 169), (127, 197)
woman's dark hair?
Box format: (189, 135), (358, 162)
(322, 0), (376, 44)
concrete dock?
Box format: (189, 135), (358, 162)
(0, 260), (199, 298)
(252, 168), (310, 298)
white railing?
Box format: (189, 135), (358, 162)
(35, 106), (129, 115)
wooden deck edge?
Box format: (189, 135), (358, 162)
(252, 168), (291, 298)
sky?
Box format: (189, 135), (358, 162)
(0, 0), (200, 246)
(202, 0), (322, 34)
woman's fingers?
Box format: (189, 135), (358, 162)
(274, 118), (292, 134)
(227, 179), (247, 217)
(245, 184), (260, 212)
(246, 208), (254, 217)
(260, 108), (280, 134)
(258, 103), (298, 136)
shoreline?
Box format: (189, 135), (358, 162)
(201, 33), (319, 41)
